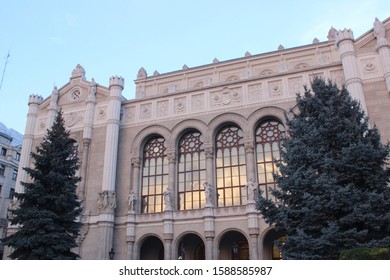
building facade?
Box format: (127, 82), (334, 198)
(0, 122), (22, 259)
(4, 17), (390, 260)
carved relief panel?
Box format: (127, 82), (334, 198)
(191, 93), (205, 111)
(248, 83), (263, 102)
(268, 80), (283, 98)
(210, 87), (242, 108)
(157, 100), (169, 117)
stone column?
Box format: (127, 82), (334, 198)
(336, 29), (368, 112)
(3, 94), (43, 259)
(47, 87), (59, 128)
(167, 150), (176, 209)
(97, 76), (124, 259)
(374, 18), (390, 93)
(15, 95), (43, 194)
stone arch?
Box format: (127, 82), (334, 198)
(175, 231), (206, 260)
(170, 119), (208, 149)
(208, 113), (248, 143)
(247, 106), (287, 135)
(217, 229), (250, 260)
(137, 234), (165, 260)
(261, 227), (286, 260)
(131, 125), (171, 155)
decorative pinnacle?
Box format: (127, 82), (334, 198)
(137, 67), (147, 79)
(335, 28), (354, 46)
(28, 94), (43, 105)
(109, 76), (124, 89)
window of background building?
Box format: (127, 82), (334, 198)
(15, 152), (21, 161)
(9, 188), (15, 199)
(0, 185), (2, 197)
(178, 131), (206, 210)
(141, 137), (168, 213)
(255, 120), (285, 202)
(12, 169), (17, 180)
(1, 147), (7, 156)
(0, 164), (5, 176)
(215, 126), (247, 207)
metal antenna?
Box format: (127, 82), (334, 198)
(0, 50), (10, 93)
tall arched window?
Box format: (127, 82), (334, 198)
(178, 131), (206, 210)
(215, 126), (247, 207)
(255, 120), (285, 201)
(141, 137), (168, 213)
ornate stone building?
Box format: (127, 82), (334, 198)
(0, 122), (22, 259)
(4, 17), (390, 260)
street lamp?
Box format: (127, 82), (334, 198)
(109, 248), (115, 260)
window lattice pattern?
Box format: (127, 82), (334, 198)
(256, 120), (285, 201)
(216, 126), (247, 207)
(141, 137), (168, 213)
(178, 131), (206, 210)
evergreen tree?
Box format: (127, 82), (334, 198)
(257, 77), (390, 259)
(2, 111), (82, 259)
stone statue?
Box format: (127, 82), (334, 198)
(97, 191), (116, 213)
(164, 189), (173, 211)
(246, 178), (258, 202)
(374, 18), (385, 39)
(204, 182), (214, 207)
(128, 190), (136, 211)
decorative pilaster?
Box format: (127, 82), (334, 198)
(335, 29), (368, 112)
(167, 150), (176, 210)
(131, 156), (141, 212)
(163, 211), (174, 260)
(79, 79), (98, 200)
(126, 213), (136, 259)
(98, 75), (124, 259)
(203, 206), (215, 260)
(47, 87), (59, 128)
(246, 201), (259, 259)
(374, 18), (390, 93)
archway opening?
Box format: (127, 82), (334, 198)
(177, 233), (205, 260)
(140, 236), (164, 260)
(219, 230), (249, 260)
(262, 228), (285, 260)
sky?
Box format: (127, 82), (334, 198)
(0, 0), (389, 134)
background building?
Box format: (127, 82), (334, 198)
(0, 122), (22, 259)
(4, 17), (390, 259)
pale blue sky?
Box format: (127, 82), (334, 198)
(0, 0), (389, 134)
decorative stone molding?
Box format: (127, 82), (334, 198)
(96, 107), (106, 121)
(174, 97), (186, 114)
(64, 111), (83, 127)
(248, 83), (262, 101)
(131, 156), (141, 168)
(140, 103), (152, 120)
(191, 93), (205, 111)
(268, 80), (283, 98)
(288, 77), (303, 96)
(362, 58), (377, 74)
(157, 100), (169, 117)
(97, 191), (117, 214)
(211, 87), (241, 107)
(68, 87), (82, 102)
(330, 70), (345, 88)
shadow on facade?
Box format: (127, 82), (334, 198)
(177, 233), (205, 260)
(219, 230), (249, 260)
(139, 236), (164, 260)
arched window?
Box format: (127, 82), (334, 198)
(178, 131), (206, 210)
(215, 126), (247, 207)
(141, 137), (168, 213)
(255, 120), (285, 201)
